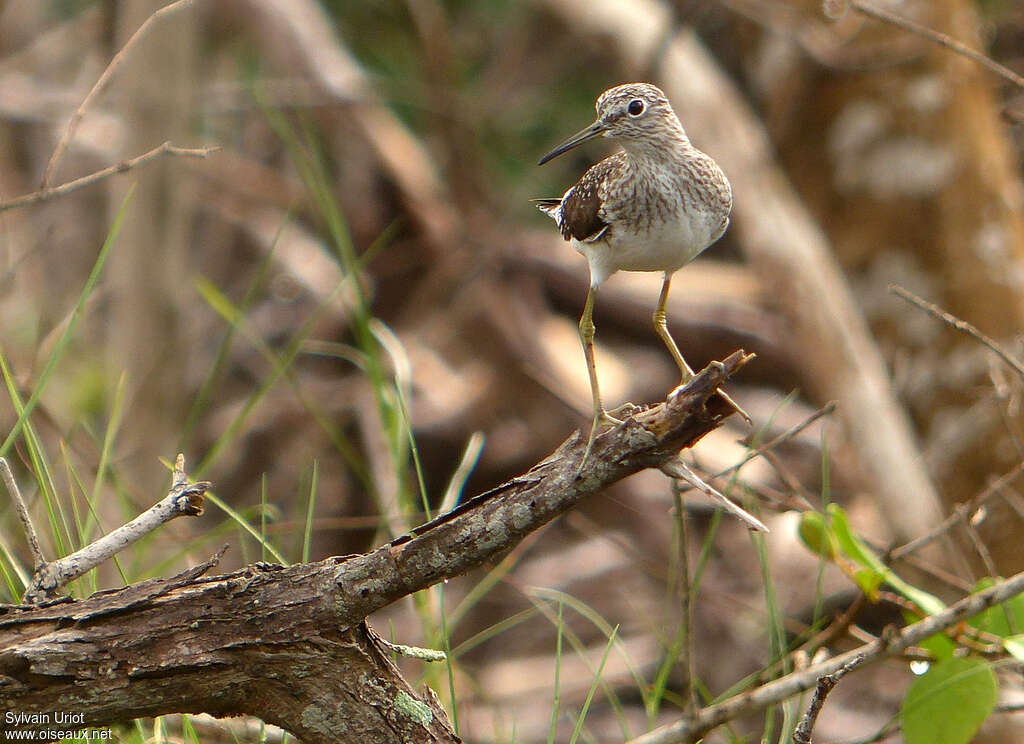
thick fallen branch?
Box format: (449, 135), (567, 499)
(0, 352), (750, 743)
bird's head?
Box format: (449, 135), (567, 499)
(538, 83), (686, 165)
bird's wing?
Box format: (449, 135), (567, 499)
(534, 154), (625, 243)
(532, 193), (606, 242)
(557, 177), (607, 242)
(560, 153), (629, 243)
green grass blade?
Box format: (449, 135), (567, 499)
(302, 460), (319, 563)
(437, 584), (459, 735)
(0, 350), (70, 559)
(0, 531), (30, 598)
(203, 491), (287, 565)
(569, 625), (618, 744)
(547, 600), (564, 744)
(89, 370), (127, 519)
(178, 221), (281, 450)
(529, 587), (636, 740)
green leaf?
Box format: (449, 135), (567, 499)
(1004, 635), (1024, 664)
(915, 627), (956, 662)
(850, 564), (885, 600)
(797, 511), (838, 560)
(827, 505), (945, 615)
(967, 577), (1024, 638)
(901, 657), (996, 744)
(797, 506), (947, 615)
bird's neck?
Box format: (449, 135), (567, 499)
(619, 129), (694, 169)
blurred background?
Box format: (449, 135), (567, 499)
(0, 0), (1023, 741)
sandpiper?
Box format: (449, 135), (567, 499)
(536, 82), (750, 464)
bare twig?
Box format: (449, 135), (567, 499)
(22, 454), (210, 604)
(670, 485), (700, 715)
(627, 570), (1024, 744)
(661, 457), (769, 532)
(713, 402), (837, 480)
(758, 448), (817, 510)
(727, 0), (923, 73)
(890, 459), (1024, 561)
(827, 0), (1024, 91)
(792, 654), (866, 744)
(0, 459), (45, 569)
(964, 507), (1000, 579)
(1, 142), (220, 214)
(41, 0), (198, 187)
(890, 284), (1024, 380)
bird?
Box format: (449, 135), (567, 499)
(535, 82), (750, 466)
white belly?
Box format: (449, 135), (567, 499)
(577, 208), (726, 288)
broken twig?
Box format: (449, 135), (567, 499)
(22, 454), (210, 603)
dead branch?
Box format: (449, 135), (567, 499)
(41, 0), (198, 188)
(712, 401), (837, 480)
(891, 459), (1024, 563)
(660, 457), (769, 532)
(0, 142), (220, 213)
(792, 654), (865, 744)
(0, 354), (749, 742)
(0, 459), (45, 570)
(891, 284), (1024, 380)
(829, 0), (1024, 91)
(21, 454), (210, 604)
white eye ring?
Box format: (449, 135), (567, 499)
(627, 99), (645, 116)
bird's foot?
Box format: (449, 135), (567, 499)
(577, 408), (624, 476)
(607, 401), (641, 419)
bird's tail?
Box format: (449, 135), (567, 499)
(531, 198), (562, 219)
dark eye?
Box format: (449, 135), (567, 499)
(627, 99), (645, 116)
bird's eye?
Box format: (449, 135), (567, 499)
(627, 99), (645, 116)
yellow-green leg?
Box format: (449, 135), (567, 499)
(654, 274), (752, 425)
(579, 287), (621, 469)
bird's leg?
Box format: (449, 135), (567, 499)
(653, 274), (752, 425)
(579, 287), (621, 470)
(654, 275), (696, 379)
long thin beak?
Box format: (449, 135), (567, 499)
(538, 121), (606, 165)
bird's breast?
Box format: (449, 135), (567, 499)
(579, 211), (717, 276)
